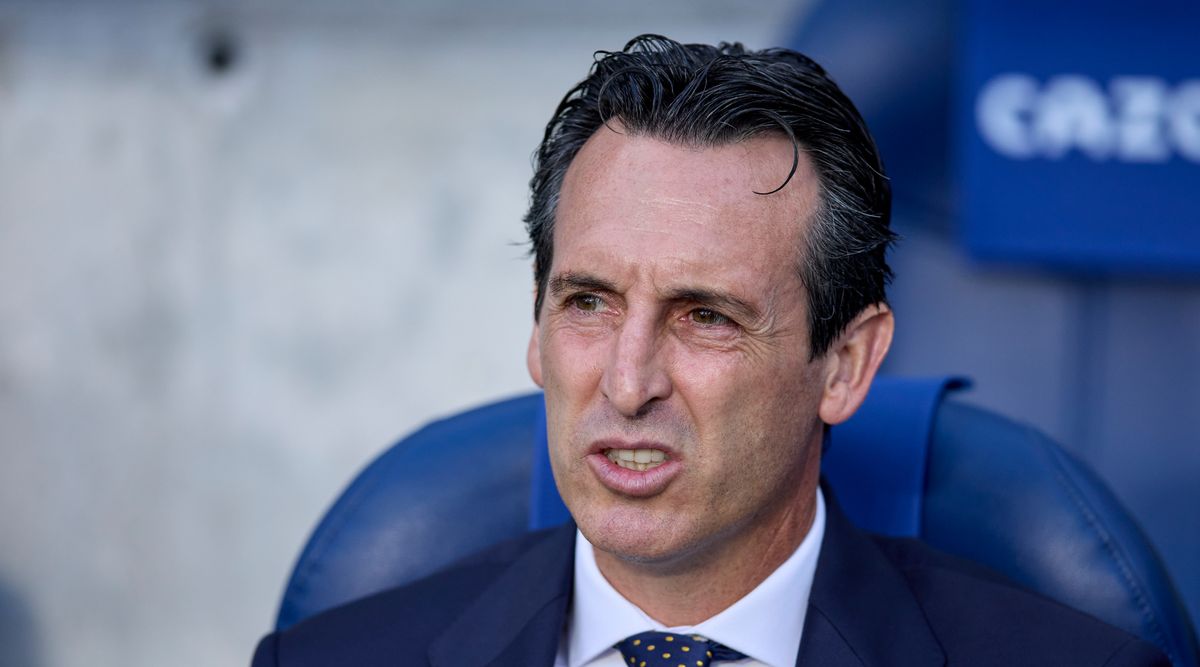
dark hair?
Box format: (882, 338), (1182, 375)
(524, 34), (895, 358)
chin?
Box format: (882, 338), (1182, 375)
(575, 500), (699, 564)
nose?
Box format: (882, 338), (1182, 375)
(599, 313), (672, 417)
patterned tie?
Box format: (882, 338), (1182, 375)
(616, 630), (748, 666)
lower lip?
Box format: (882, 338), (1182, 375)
(586, 453), (682, 497)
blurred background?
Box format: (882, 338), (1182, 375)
(0, 1), (1195, 665)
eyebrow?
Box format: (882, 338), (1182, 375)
(548, 272), (617, 297)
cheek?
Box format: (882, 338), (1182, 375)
(681, 351), (821, 458)
(540, 331), (602, 397)
(675, 344), (814, 411)
(540, 330), (607, 463)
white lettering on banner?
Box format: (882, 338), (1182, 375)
(1170, 81), (1200, 161)
(976, 73), (1200, 163)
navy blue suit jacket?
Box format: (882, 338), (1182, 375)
(252, 497), (1168, 666)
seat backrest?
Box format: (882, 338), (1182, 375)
(275, 394), (538, 631)
(274, 378), (1197, 666)
(919, 401), (1198, 667)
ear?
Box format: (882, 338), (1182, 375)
(818, 304), (894, 425)
(527, 325), (544, 387)
(527, 321), (544, 388)
(527, 279), (546, 387)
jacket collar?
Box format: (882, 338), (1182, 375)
(428, 523), (575, 667)
(424, 490), (945, 667)
(797, 489), (945, 666)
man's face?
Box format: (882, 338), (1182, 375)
(527, 127), (832, 567)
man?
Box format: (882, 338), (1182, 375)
(252, 35), (1168, 666)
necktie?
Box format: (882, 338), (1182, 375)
(616, 630), (748, 666)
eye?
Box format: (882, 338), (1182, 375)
(569, 293), (605, 312)
(689, 308), (731, 326)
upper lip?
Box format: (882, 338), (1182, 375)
(587, 439), (679, 459)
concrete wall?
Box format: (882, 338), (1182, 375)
(0, 2), (804, 665)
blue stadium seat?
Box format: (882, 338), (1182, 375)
(274, 377), (1198, 666)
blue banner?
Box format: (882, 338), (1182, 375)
(958, 0), (1200, 273)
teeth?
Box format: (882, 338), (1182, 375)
(604, 448), (668, 471)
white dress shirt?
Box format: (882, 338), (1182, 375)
(554, 489), (826, 667)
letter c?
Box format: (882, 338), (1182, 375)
(976, 74), (1039, 159)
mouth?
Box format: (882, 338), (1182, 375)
(604, 447), (668, 472)
(587, 441), (681, 497)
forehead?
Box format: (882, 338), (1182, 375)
(553, 128), (821, 291)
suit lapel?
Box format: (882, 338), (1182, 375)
(423, 492), (945, 666)
(428, 524), (575, 667)
(796, 492), (945, 666)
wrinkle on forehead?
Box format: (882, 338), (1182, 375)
(642, 196), (720, 211)
(570, 188), (790, 245)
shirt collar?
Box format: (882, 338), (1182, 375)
(567, 489), (826, 667)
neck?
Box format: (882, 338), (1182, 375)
(592, 447), (821, 627)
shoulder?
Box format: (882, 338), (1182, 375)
(872, 536), (1170, 666)
(251, 527), (567, 667)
